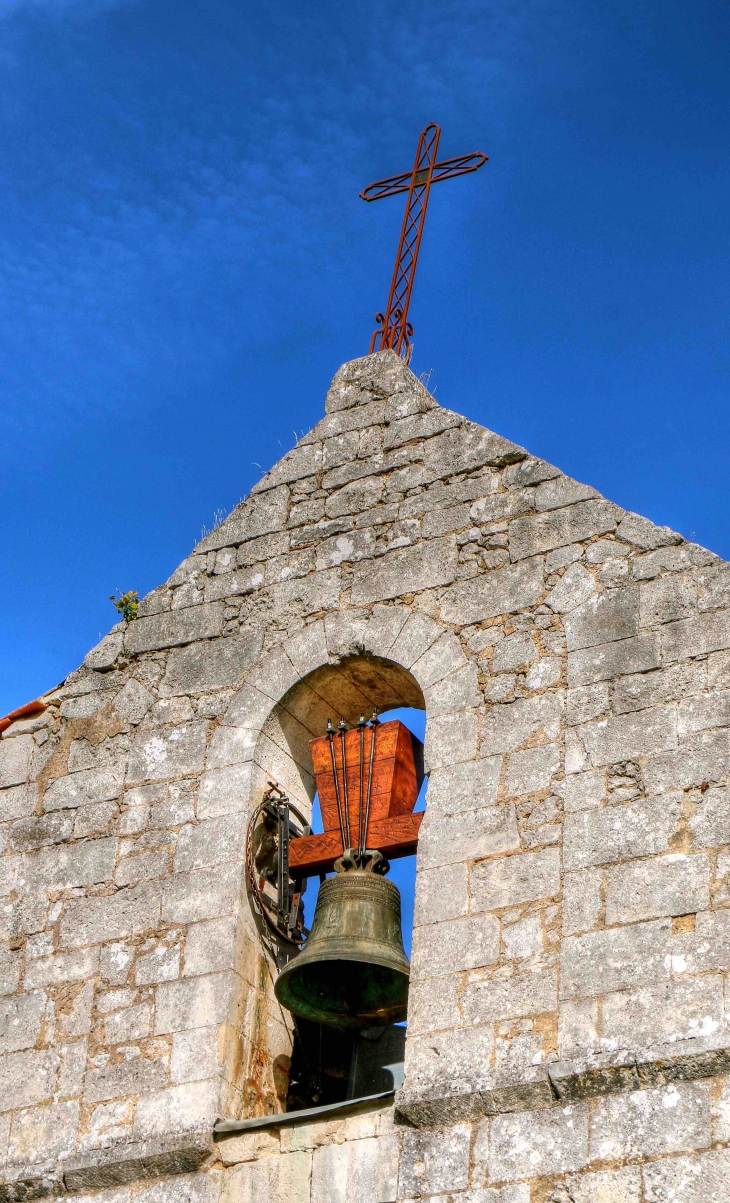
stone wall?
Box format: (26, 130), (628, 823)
(2, 349), (730, 1199)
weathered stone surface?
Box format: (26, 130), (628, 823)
(6, 1100), (79, 1168)
(689, 786), (730, 848)
(83, 630), (125, 671)
(605, 853), (710, 924)
(398, 1122), (471, 1196)
(417, 805), (519, 870)
(471, 847), (561, 911)
(462, 968), (557, 1025)
(577, 704), (677, 766)
(126, 722), (209, 783)
(418, 758), (500, 815)
(563, 794), (682, 870)
(504, 744), (560, 796)
(412, 914), (500, 978)
(0, 1048), (58, 1111)
(601, 976), (724, 1049)
(17, 837), (117, 894)
(661, 611), (730, 663)
(0, 736), (34, 789)
(546, 562), (596, 613)
(424, 422), (526, 478)
(125, 604), (225, 654)
(563, 869), (603, 936)
(413, 863), (469, 926)
(643, 1149), (730, 1203)
(564, 589), (639, 652)
(480, 693), (563, 755)
(60, 882), (161, 949)
(161, 633), (263, 697)
(561, 919), (672, 1000)
(84, 1056), (167, 1104)
(44, 766), (123, 811)
(589, 1082), (711, 1160)
(509, 501), (620, 561)
(567, 634), (660, 687)
(535, 476), (599, 512)
(196, 484), (289, 552)
(440, 559), (544, 625)
(488, 1104), (589, 1181)
(564, 1167), (641, 1203)
(351, 537), (457, 604)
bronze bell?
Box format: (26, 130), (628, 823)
(274, 852), (410, 1029)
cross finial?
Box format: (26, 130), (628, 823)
(360, 123), (487, 362)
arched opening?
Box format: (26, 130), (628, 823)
(238, 653), (426, 1118)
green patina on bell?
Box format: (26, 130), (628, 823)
(275, 853), (410, 1029)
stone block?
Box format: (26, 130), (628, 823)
(7, 1099), (79, 1167)
(605, 853), (710, 923)
(60, 882), (162, 949)
(161, 633), (263, 697)
(589, 1082), (711, 1160)
(564, 1167), (641, 1203)
(425, 758), (501, 815)
(405, 973), (460, 1034)
(124, 603), (225, 654)
(492, 632), (538, 672)
(423, 713), (478, 771)
(417, 804), (519, 870)
(697, 562), (730, 611)
(424, 421), (526, 478)
(661, 611), (730, 663)
(488, 1103), (589, 1181)
(601, 976), (724, 1049)
(44, 767), (124, 812)
(558, 999), (600, 1059)
(9, 811), (73, 851)
(567, 634), (660, 687)
(504, 744), (560, 796)
(154, 973), (232, 1034)
(567, 683), (608, 726)
(471, 847), (561, 911)
(132, 1078), (220, 1139)
(440, 559), (544, 625)
(679, 689), (730, 734)
(422, 502), (472, 537)
(196, 485), (289, 553)
(462, 967), (557, 1025)
(645, 728), (730, 794)
(614, 511), (682, 550)
(84, 1055), (167, 1103)
(571, 790), (675, 867)
(412, 632), (467, 688)
(689, 786), (730, 848)
(555, 770), (606, 812)
(612, 660), (706, 715)
(161, 863), (241, 925)
(113, 679), (154, 725)
(197, 762), (253, 819)
(509, 500), (619, 561)
(0, 990), (45, 1053)
(222, 1148), (312, 1203)
(311, 1131), (399, 1203)
(74, 800), (119, 838)
(560, 919), (672, 1000)
(135, 944), (181, 985)
(412, 913), (500, 978)
(671, 909), (730, 974)
(18, 837), (117, 894)
(398, 1122), (471, 1197)
(403, 1025), (495, 1099)
(0, 1048), (58, 1111)
(562, 869), (603, 935)
(469, 490), (534, 526)
(105, 1002), (151, 1043)
(424, 661), (482, 716)
(351, 537), (457, 604)
(115, 849), (170, 887)
(535, 476), (599, 511)
(388, 610), (442, 669)
(564, 588), (639, 652)
(315, 528), (377, 568)
(126, 722), (210, 783)
(0, 782), (37, 822)
(413, 863), (469, 926)
(480, 693), (563, 755)
(183, 918), (236, 977)
(0, 946), (21, 996)
(577, 703), (677, 767)
(83, 630), (124, 670)
(0, 735), (34, 789)
(171, 1026), (220, 1084)
(174, 814), (246, 873)
(24, 947), (99, 990)
(643, 1149), (730, 1203)
(325, 475), (384, 518)
(640, 572), (697, 626)
(546, 562), (596, 613)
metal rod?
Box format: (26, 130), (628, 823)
(327, 720), (347, 854)
(357, 715), (366, 857)
(362, 710), (379, 854)
(339, 719), (351, 850)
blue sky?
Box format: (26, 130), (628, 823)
(2, 0), (730, 713)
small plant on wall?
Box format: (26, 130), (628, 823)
(109, 589), (139, 622)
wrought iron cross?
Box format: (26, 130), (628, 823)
(361, 123), (487, 362)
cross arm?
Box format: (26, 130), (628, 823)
(360, 150), (487, 202)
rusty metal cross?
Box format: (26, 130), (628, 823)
(361, 122), (487, 362)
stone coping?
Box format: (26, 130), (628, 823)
(213, 1091), (395, 1136)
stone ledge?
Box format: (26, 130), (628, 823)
(0, 1135), (212, 1202)
(395, 1036), (730, 1127)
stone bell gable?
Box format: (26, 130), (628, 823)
(2, 349), (730, 1200)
